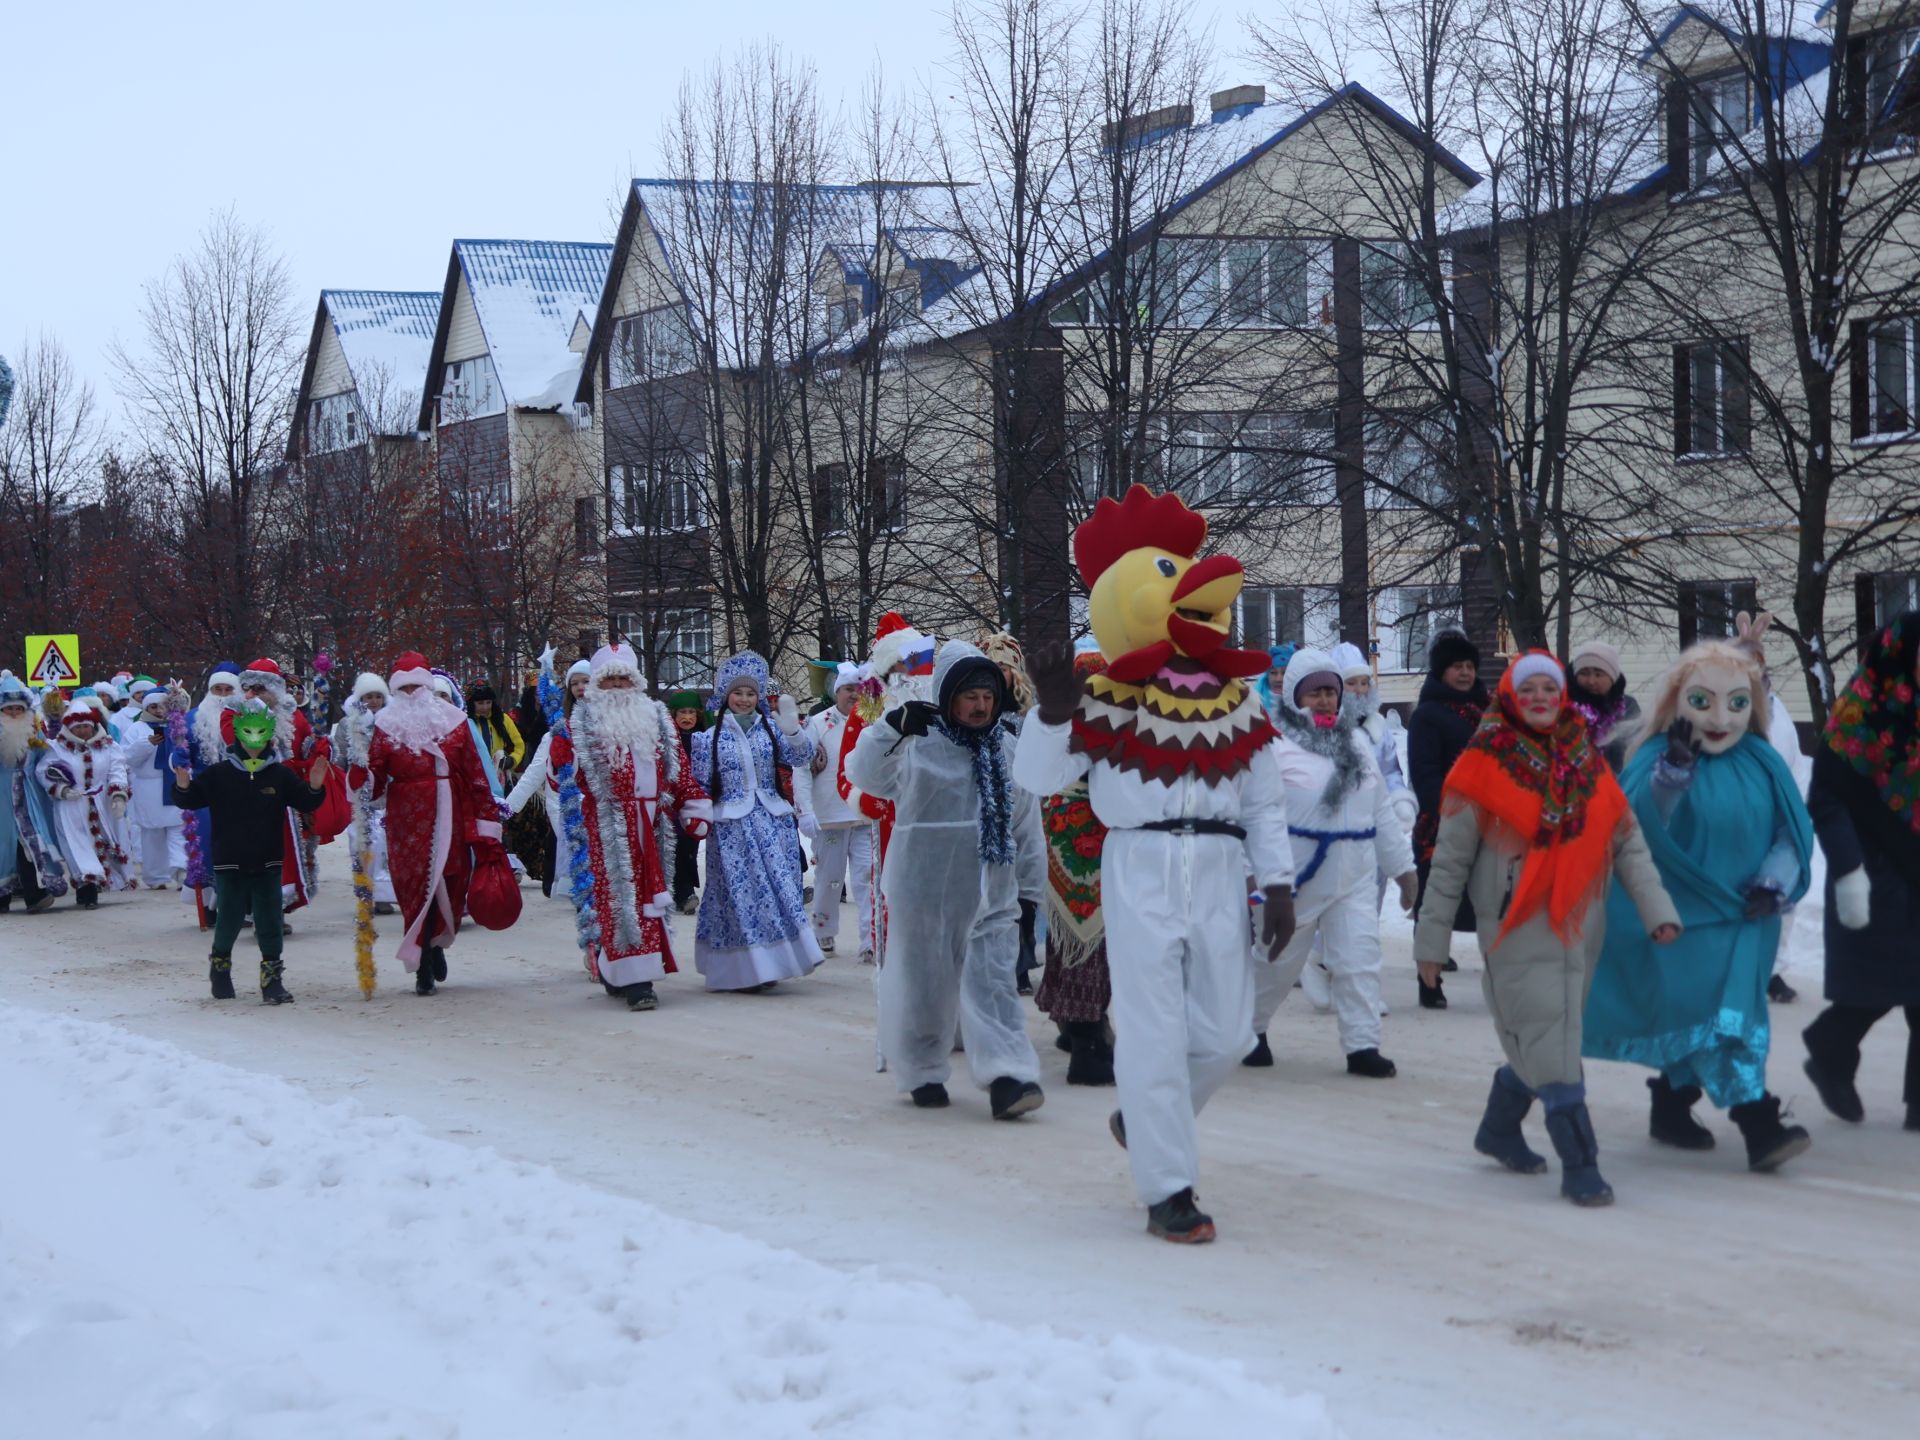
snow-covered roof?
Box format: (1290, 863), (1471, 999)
(441, 239), (614, 413)
(324, 289), (440, 416)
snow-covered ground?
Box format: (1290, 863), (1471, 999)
(3, 849), (1916, 1438)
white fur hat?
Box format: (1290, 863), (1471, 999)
(589, 643), (643, 684)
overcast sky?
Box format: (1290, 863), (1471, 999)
(2, 0), (992, 429)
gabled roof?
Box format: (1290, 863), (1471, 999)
(420, 239), (613, 428)
(289, 288), (441, 456)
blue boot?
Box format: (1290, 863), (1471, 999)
(1474, 1065), (1548, 1174)
(1541, 1093), (1614, 1208)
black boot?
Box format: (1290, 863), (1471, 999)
(260, 958), (294, 1005)
(990, 1076), (1044, 1120)
(1801, 1020), (1866, 1123)
(1543, 1103), (1614, 1207)
(1346, 1047), (1397, 1078)
(1064, 1021), (1115, 1086)
(1145, 1187), (1215, 1244)
(1054, 1027), (1073, 1054)
(1418, 976), (1448, 1010)
(1108, 1110), (1127, 1149)
(1474, 1066), (1549, 1174)
(1728, 1093), (1811, 1172)
(77, 882), (99, 910)
(1767, 973), (1798, 1004)
(1242, 1032), (1274, 1067)
(209, 956), (236, 1000)
(415, 958), (437, 995)
(1647, 1075), (1716, 1150)
(910, 1082), (950, 1109)
(431, 946), (449, 982)
(624, 982), (657, 1011)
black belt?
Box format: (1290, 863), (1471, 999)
(1136, 818), (1247, 840)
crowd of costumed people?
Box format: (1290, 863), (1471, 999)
(5, 486), (1917, 1244)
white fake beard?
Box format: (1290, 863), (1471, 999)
(577, 686), (661, 771)
(374, 688), (469, 753)
(0, 714), (32, 768)
(884, 672), (933, 706)
(193, 694), (236, 761)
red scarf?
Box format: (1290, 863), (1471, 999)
(1441, 655), (1625, 947)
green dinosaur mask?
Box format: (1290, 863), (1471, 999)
(233, 708), (276, 755)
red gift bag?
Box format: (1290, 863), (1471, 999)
(309, 761), (351, 843)
(466, 840), (522, 930)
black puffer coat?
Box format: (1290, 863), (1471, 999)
(1407, 669), (1490, 928)
(1807, 745), (1920, 1008)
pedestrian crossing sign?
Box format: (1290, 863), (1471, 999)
(25, 634), (81, 687)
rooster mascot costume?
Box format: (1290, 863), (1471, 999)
(1014, 485), (1297, 1244)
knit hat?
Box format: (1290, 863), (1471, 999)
(1428, 629), (1480, 674)
(1510, 652), (1566, 691)
(1568, 639), (1623, 684)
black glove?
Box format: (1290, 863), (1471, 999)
(1663, 717), (1701, 769)
(1261, 885), (1297, 961)
(1741, 881), (1786, 920)
(886, 701), (939, 738)
(1031, 643), (1085, 725)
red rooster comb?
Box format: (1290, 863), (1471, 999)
(1073, 484), (1208, 587)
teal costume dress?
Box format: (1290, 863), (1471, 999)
(1584, 732), (1813, 1108)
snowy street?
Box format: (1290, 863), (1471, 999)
(3, 852), (1917, 1438)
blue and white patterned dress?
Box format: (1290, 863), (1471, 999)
(690, 710), (823, 990)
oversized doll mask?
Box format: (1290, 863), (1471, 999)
(1680, 661), (1755, 754)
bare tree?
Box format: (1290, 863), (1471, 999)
(0, 334), (103, 636)
(112, 209), (303, 658)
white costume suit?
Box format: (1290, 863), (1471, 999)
(1013, 695), (1295, 1208)
(803, 702), (876, 956)
(844, 643), (1044, 1094)
(121, 707), (186, 882)
(41, 720), (133, 889)
(1252, 653), (1415, 1054)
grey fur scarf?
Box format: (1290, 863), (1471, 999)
(1275, 698), (1369, 812)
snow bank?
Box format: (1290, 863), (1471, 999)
(0, 1004), (1337, 1440)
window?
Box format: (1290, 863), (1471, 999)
(1858, 317), (1917, 438)
(656, 607), (713, 688)
(1865, 26), (1919, 133)
(826, 617), (857, 660)
(813, 464), (850, 536)
(1238, 585), (1340, 652)
(1674, 339), (1750, 456)
(1689, 72), (1749, 186)
(1167, 412), (1334, 506)
(609, 308), (697, 387)
(1360, 242), (1437, 330)
(574, 495), (599, 558)
(1677, 578), (1758, 647)
(609, 455), (703, 533)
(1165, 238), (1331, 328)
(1367, 415), (1454, 508)
(1067, 416), (1166, 504)
(309, 392), (363, 452)
(825, 293), (862, 336)
(1379, 585), (1464, 673)
(1857, 570), (1920, 635)
(869, 455), (907, 531)
(441, 355), (502, 418)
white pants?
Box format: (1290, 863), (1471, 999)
(369, 810), (397, 905)
(810, 822), (875, 954)
(1101, 830), (1255, 1207)
(1255, 870), (1384, 1056)
(138, 823), (185, 883)
(879, 863), (1039, 1093)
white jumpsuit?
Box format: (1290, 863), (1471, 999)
(1014, 713), (1294, 1207)
(1252, 725), (1414, 1055)
(803, 706), (877, 956)
(844, 660), (1044, 1095)
(120, 716), (186, 883)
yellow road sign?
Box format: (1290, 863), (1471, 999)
(25, 634), (81, 687)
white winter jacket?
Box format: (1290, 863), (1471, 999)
(1270, 725), (1415, 900)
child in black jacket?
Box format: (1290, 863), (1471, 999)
(170, 704), (327, 1003)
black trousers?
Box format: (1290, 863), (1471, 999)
(4, 842), (49, 910)
(1805, 1002), (1920, 1105)
(672, 830), (700, 907)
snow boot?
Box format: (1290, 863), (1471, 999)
(1346, 1047), (1397, 1078)
(1242, 1032), (1274, 1067)
(1729, 1094), (1811, 1172)
(1906, 1104), (1920, 1133)
(1418, 976), (1448, 1010)
(1064, 1021), (1115, 1086)
(1145, 1188), (1215, 1244)
(1473, 1066), (1548, 1175)
(1647, 1074), (1716, 1150)
(77, 883), (99, 910)
(1108, 1110), (1128, 1149)
(1767, 974), (1798, 1004)
(1543, 1102), (1614, 1207)
(1801, 1026), (1866, 1124)
(430, 946), (449, 982)
(910, 1083), (950, 1109)
(990, 1076), (1044, 1120)
(625, 982), (658, 1012)
(28, 892), (57, 914)
(259, 958), (294, 1006)
(1055, 1027), (1073, 1054)
(209, 956), (236, 1000)
(415, 960), (436, 996)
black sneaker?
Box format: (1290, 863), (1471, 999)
(1242, 1033), (1274, 1067)
(1767, 974), (1798, 1004)
(1145, 1188), (1216, 1244)
(1441, 956), (1459, 972)
(989, 1076), (1044, 1120)
(1346, 1047), (1397, 1078)
(625, 982), (658, 1012)
(1418, 977), (1448, 1010)
(209, 957), (236, 1000)
(910, 1083), (950, 1109)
